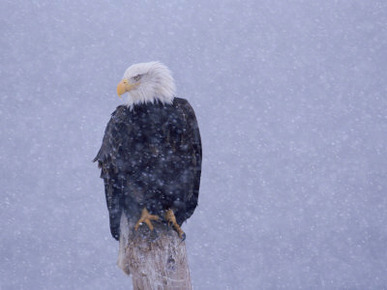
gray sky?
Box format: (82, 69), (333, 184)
(1, 1), (387, 289)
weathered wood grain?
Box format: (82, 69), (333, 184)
(117, 213), (192, 290)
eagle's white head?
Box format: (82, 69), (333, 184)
(117, 61), (176, 107)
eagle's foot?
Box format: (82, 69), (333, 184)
(134, 208), (159, 231)
(165, 209), (186, 240)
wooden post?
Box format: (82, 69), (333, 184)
(117, 213), (192, 290)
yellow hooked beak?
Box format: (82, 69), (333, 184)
(117, 79), (138, 98)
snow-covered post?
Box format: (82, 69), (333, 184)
(117, 213), (192, 290)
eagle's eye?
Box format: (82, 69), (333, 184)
(133, 74), (142, 82)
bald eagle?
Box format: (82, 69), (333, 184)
(94, 62), (202, 241)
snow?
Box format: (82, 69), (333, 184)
(1, 1), (387, 289)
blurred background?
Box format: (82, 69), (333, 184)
(1, 1), (387, 289)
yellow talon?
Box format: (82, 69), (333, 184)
(134, 208), (159, 231)
(165, 209), (185, 239)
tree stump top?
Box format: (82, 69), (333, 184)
(118, 213), (192, 290)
